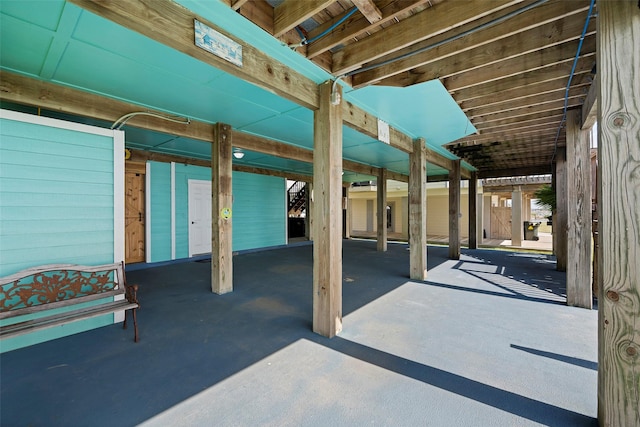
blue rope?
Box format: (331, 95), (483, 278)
(302, 7), (358, 46)
(552, 0), (597, 162)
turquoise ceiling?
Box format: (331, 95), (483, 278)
(0, 0), (474, 180)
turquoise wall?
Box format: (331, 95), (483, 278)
(0, 113), (118, 353)
(174, 163), (210, 258)
(232, 172), (286, 251)
(149, 161), (172, 262)
(0, 118), (115, 275)
(147, 161), (286, 261)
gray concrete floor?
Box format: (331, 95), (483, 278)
(0, 240), (597, 426)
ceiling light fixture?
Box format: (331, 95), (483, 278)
(233, 148), (245, 159)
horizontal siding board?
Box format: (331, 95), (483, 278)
(0, 192), (112, 207)
(0, 115), (115, 277)
(2, 120), (113, 150)
(0, 149), (113, 172)
(0, 163), (113, 183)
(1, 135), (112, 159)
(0, 178), (113, 195)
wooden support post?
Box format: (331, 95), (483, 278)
(566, 109), (592, 309)
(377, 168), (388, 251)
(312, 81), (343, 338)
(483, 193), (492, 240)
(305, 183), (312, 240)
(477, 193), (484, 245)
(409, 138), (427, 280)
(597, 1), (640, 425)
(448, 160), (461, 259)
(469, 172), (478, 249)
(511, 187), (523, 247)
(211, 123), (233, 294)
(555, 148), (568, 271)
(343, 186), (351, 239)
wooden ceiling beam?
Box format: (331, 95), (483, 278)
(466, 86), (588, 119)
(472, 115), (564, 134)
(68, 0), (320, 110)
(471, 111), (567, 131)
(351, 0), (383, 23)
(231, 0), (251, 12)
(351, 0), (591, 88)
(331, 0), (521, 75)
(273, 0), (335, 37)
(68, 0), (460, 170)
(478, 166), (554, 178)
(450, 56), (595, 102)
(581, 74), (598, 129)
(459, 75), (592, 111)
(0, 71), (410, 180)
(306, 0), (430, 59)
(383, 33), (595, 88)
(458, 126), (562, 144)
(472, 98), (582, 124)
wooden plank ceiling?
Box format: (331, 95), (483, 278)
(232, 0), (597, 178)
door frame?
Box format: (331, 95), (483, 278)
(188, 179), (212, 257)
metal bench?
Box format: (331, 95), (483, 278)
(0, 262), (139, 343)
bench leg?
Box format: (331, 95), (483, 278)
(122, 308), (139, 343)
(131, 308), (139, 343)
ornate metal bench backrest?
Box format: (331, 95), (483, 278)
(0, 263), (126, 319)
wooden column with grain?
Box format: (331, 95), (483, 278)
(211, 123), (233, 294)
(344, 186), (351, 239)
(469, 172), (478, 249)
(377, 168), (388, 251)
(565, 109), (592, 309)
(511, 187), (523, 247)
(409, 138), (427, 280)
(597, 1), (640, 425)
(448, 159), (461, 259)
(555, 148), (568, 271)
(312, 81), (343, 338)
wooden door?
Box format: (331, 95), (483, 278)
(125, 170), (145, 263)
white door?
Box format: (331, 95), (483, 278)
(188, 180), (212, 256)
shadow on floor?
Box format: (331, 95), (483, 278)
(1, 240), (596, 426)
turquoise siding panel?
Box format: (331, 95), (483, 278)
(149, 161), (172, 262)
(232, 172), (286, 252)
(0, 118), (115, 276)
(174, 164), (210, 259)
(0, 114), (117, 352)
(147, 164), (286, 262)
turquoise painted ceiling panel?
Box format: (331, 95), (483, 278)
(345, 80), (476, 150)
(241, 116), (314, 150)
(0, 14), (52, 75)
(0, 0), (472, 179)
(72, 7), (226, 85)
(0, 0), (65, 31)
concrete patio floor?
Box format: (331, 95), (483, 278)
(0, 240), (597, 426)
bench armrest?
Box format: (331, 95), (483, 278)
(126, 284), (139, 307)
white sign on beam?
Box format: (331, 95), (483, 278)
(377, 119), (390, 144)
(194, 20), (243, 67)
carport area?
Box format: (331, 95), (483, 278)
(1, 240), (597, 426)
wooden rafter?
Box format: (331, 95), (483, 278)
(351, 0), (383, 23)
(351, 0), (590, 88)
(273, 0), (335, 37)
(331, 0), (521, 75)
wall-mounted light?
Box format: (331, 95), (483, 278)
(233, 148), (245, 159)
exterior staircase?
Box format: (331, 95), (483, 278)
(287, 181), (306, 217)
